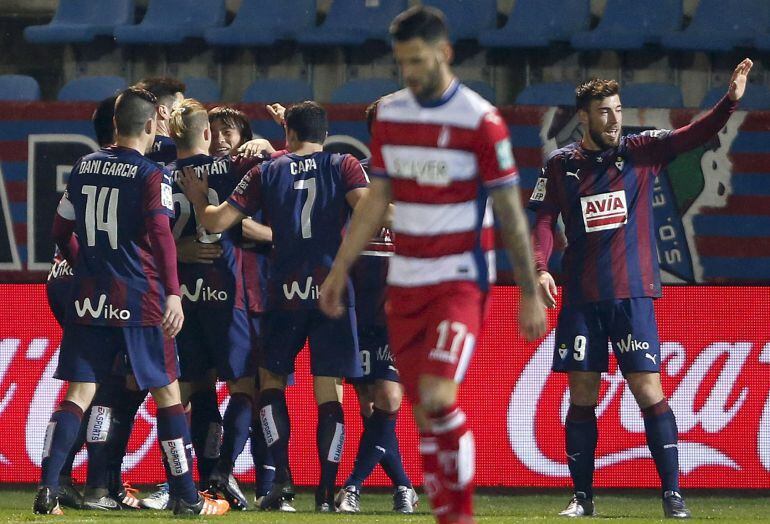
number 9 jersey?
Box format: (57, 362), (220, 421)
(57, 145), (175, 327)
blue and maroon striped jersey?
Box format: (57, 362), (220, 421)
(531, 95), (738, 304)
(228, 151), (368, 310)
(146, 134), (177, 166)
(168, 154), (248, 311)
(57, 145), (175, 326)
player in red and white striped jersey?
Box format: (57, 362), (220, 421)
(320, 6), (546, 524)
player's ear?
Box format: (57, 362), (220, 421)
(577, 108), (589, 127)
(144, 117), (154, 136)
(438, 39), (453, 66)
(158, 104), (170, 121)
(203, 125), (211, 142)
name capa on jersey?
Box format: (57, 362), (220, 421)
(78, 160), (138, 179)
(290, 158), (318, 175)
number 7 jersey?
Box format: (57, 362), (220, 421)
(57, 145), (175, 326)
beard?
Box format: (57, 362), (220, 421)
(588, 125), (620, 150)
(410, 64), (443, 101)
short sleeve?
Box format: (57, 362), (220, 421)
(143, 168), (175, 217)
(340, 154), (369, 191)
(227, 165), (262, 216)
(56, 190), (75, 221)
(475, 109), (519, 189)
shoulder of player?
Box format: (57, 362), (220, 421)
(375, 88), (414, 119)
(543, 144), (577, 174)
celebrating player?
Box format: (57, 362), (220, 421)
(34, 87), (228, 516)
(319, 7), (546, 524)
(530, 59), (753, 519)
(134, 77), (185, 165)
(178, 101), (368, 511)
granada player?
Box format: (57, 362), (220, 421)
(531, 59), (753, 518)
(36, 87), (228, 516)
(319, 7), (546, 524)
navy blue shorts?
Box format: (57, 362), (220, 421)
(552, 297), (661, 374)
(46, 278), (72, 327)
(261, 308), (361, 379)
(56, 323), (179, 390)
(177, 306), (254, 382)
(349, 326), (399, 384)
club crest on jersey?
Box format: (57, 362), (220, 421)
(437, 125), (451, 148)
(580, 190), (628, 232)
(615, 156), (624, 170)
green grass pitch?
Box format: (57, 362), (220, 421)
(2, 488), (766, 523)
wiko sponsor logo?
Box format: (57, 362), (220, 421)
(75, 295), (131, 321)
(283, 276), (320, 301)
(161, 438), (189, 476)
(616, 335), (651, 354)
(180, 278), (228, 303)
(87, 405), (111, 443)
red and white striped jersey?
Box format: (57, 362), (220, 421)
(369, 80), (519, 290)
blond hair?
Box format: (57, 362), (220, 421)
(169, 98), (209, 150)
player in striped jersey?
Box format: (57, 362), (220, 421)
(320, 7), (546, 524)
(134, 77), (186, 166)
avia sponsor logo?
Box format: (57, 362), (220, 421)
(392, 157), (450, 186)
(580, 190), (628, 232)
(87, 405), (111, 443)
(74, 295), (131, 321)
(282, 276), (320, 301)
(161, 438), (189, 477)
(616, 335), (650, 354)
(180, 278), (229, 303)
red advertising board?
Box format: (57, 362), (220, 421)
(1, 285), (768, 488)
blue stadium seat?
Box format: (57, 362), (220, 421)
(620, 83), (683, 108)
(660, 0), (769, 52)
(515, 82), (575, 106)
(479, 0), (589, 48)
(330, 78), (400, 104)
(57, 76), (128, 102)
(24, 0), (134, 44)
(205, 0), (315, 46)
(571, 0), (682, 50)
(183, 77), (221, 103)
(701, 84), (770, 110)
(296, 0), (408, 46)
(242, 79), (313, 104)
(114, 0), (225, 45)
(0, 75), (41, 101)
(421, 0), (498, 41)
(463, 79), (496, 104)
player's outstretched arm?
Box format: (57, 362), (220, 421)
(319, 177), (391, 319)
(177, 165), (244, 233)
(490, 184), (547, 341)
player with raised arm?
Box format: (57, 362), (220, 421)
(179, 101), (368, 512)
(530, 59), (753, 519)
(34, 87), (229, 516)
(319, 7), (546, 524)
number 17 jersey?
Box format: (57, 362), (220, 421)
(57, 145), (175, 327)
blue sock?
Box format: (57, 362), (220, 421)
(565, 404), (597, 499)
(642, 399), (680, 494)
(60, 407), (88, 481)
(157, 403), (198, 504)
(377, 411), (411, 488)
(258, 388), (290, 484)
(250, 421), (276, 497)
(219, 392), (253, 470)
(189, 389), (222, 486)
(345, 408), (391, 488)
(317, 401), (344, 498)
(85, 403), (113, 490)
(105, 387), (147, 493)
(40, 401), (84, 489)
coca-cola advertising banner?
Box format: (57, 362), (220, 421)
(1, 284), (769, 488)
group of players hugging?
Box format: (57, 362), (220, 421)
(31, 4), (754, 522)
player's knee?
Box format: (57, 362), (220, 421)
(313, 375), (343, 404)
(64, 382), (98, 412)
(227, 377), (255, 397)
(417, 375), (457, 414)
(150, 380), (182, 408)
(626, 371), (664, 408)
(259, 368), (287, 391)
(568, 371), (601, 405)
(373, 380), (402, 412)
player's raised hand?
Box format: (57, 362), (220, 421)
(319, 266), (347, 319)
(537, 271), (558, 309)
(266, 103), (286, 126)
(177, 165), (208, 206)
(162, 294), (184, 338)
(728, 58), (753, 102)
(519, 291), (548, 342)
(238, 138), (275, 158)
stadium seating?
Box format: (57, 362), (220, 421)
(24, 0), (135, 44)
(114, 0), (226, 45)
(701, 84), (770, 110)
(620, 82), (683, 108)
(329, 78), (401, 104)
(660, 0), (769, 52)
(479, 0), (590, 48)
(205, 0), (316, 47)
(421, 0), (498, 42)
(57, 76), (128, 102)
(0, 75), (41, 101)
(296, 0), (408, 46)
(462, 79), (496, 104)
(515, 82), (575, 106)
(241, 79), (313, 104)
(571, 0), (683, 51)
(183, 77), (221, 103)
